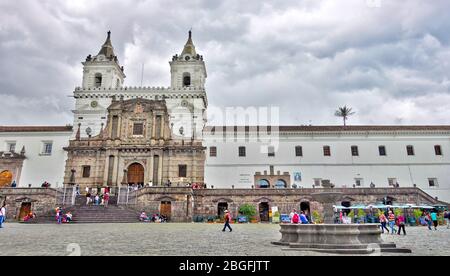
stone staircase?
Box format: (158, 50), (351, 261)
(23, 195), (140, 224)
(63, 204), (140, 224)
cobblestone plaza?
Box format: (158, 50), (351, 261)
(0, 223), (449, 256)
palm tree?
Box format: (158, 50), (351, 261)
(335, 106), (355, 126)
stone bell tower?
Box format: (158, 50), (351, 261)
(81, 31), (126, 89)
(170, 30), (207, 89)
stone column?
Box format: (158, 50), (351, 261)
(121, 169), (128, 186)
(152, 115), (156, 139)
(103, 151), (110, 186)
(112, 154), (119, 187)
(158, 151), (163, 185)
(160, 115), (165, 139)
(148, 155), (154, 185)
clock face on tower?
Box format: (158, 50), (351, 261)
(91, 101), (98, 108)
(185, 56), (190, 61)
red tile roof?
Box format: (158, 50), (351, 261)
(0, 126), (73, 133)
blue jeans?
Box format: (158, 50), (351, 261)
(389, 221), (396, 234)
(380, 222), (389, 233)
(223, 221), (232, 232)
(0, 215), (4, 228)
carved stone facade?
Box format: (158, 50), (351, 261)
(63, 98), (205, 190)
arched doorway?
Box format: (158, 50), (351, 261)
(19, 202), (31, 221)
(300, 201), (311, 217)
(341, 201), (352, 215)
(259, 202), (270, 222)
(258, 179), (270, 189)
(275, 179), (287, 189)
(218, 202), (228, 218)
(160, 201), (172, 220)
(0, 171), (13, 187)
(127, 163), (144, 186)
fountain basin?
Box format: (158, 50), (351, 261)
(272, 224), (411, 254)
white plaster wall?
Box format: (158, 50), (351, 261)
(204, 131), (450, 202)
(0, 131), (72, 188)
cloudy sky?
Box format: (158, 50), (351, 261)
(1, 0), (450, 126)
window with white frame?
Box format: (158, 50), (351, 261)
(428, 178), (438, 187)
(388, 178), (397, 187)
(354, 178), (364, 187)
(42, 141), (53, 155)
(313, 178), (322, 187)
(6, 142), (16, 153)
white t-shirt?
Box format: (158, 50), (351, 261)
(0, 207), (6, 217)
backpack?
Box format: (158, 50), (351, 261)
(292, 213), (299, 224)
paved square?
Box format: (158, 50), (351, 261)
(0, 223), (449, 256)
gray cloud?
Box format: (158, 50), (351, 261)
(1, 0), (450, 126)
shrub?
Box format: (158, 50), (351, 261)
(357, 209), (366, 217)
(394, 209), (402, 217)
(413, 209), (423, 220)
(239, 204), (257, 220)
(312, 210), (323, 224)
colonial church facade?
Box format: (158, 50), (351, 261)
(64, 98), (205, 190)
(1, 31), (450, 204)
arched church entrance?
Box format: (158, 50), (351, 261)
(127, 163), (144, 186)
(0, 171), (13, 187)
(259, 202), (270, 222)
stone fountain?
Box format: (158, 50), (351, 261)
(272, 183), (411, 254)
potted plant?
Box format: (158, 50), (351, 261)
(239, 204), (257, 223)
(250, 216), (258, 223)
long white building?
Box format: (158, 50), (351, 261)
(1, 31), (449, 203)
(203, 126), (450, 202)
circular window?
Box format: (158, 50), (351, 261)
(185, 56), (191, 61)
(91, 101), (98, 108)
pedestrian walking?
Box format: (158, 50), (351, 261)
(445, 210), (450, 229)
(222, 210), (232, 232)
(86, 191), (91, 205)
(397, 213), (406, 235)
(0, 204), (7, 228)
(388, 210), (396, 235)
(431, 210), (439, 230)
(103, 193), (110, 208)
(379, 212), (389, 234)
(425, 212), (433, 230)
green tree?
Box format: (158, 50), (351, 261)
(239, 204), (257, 220)
(335, 106), (355, 126)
